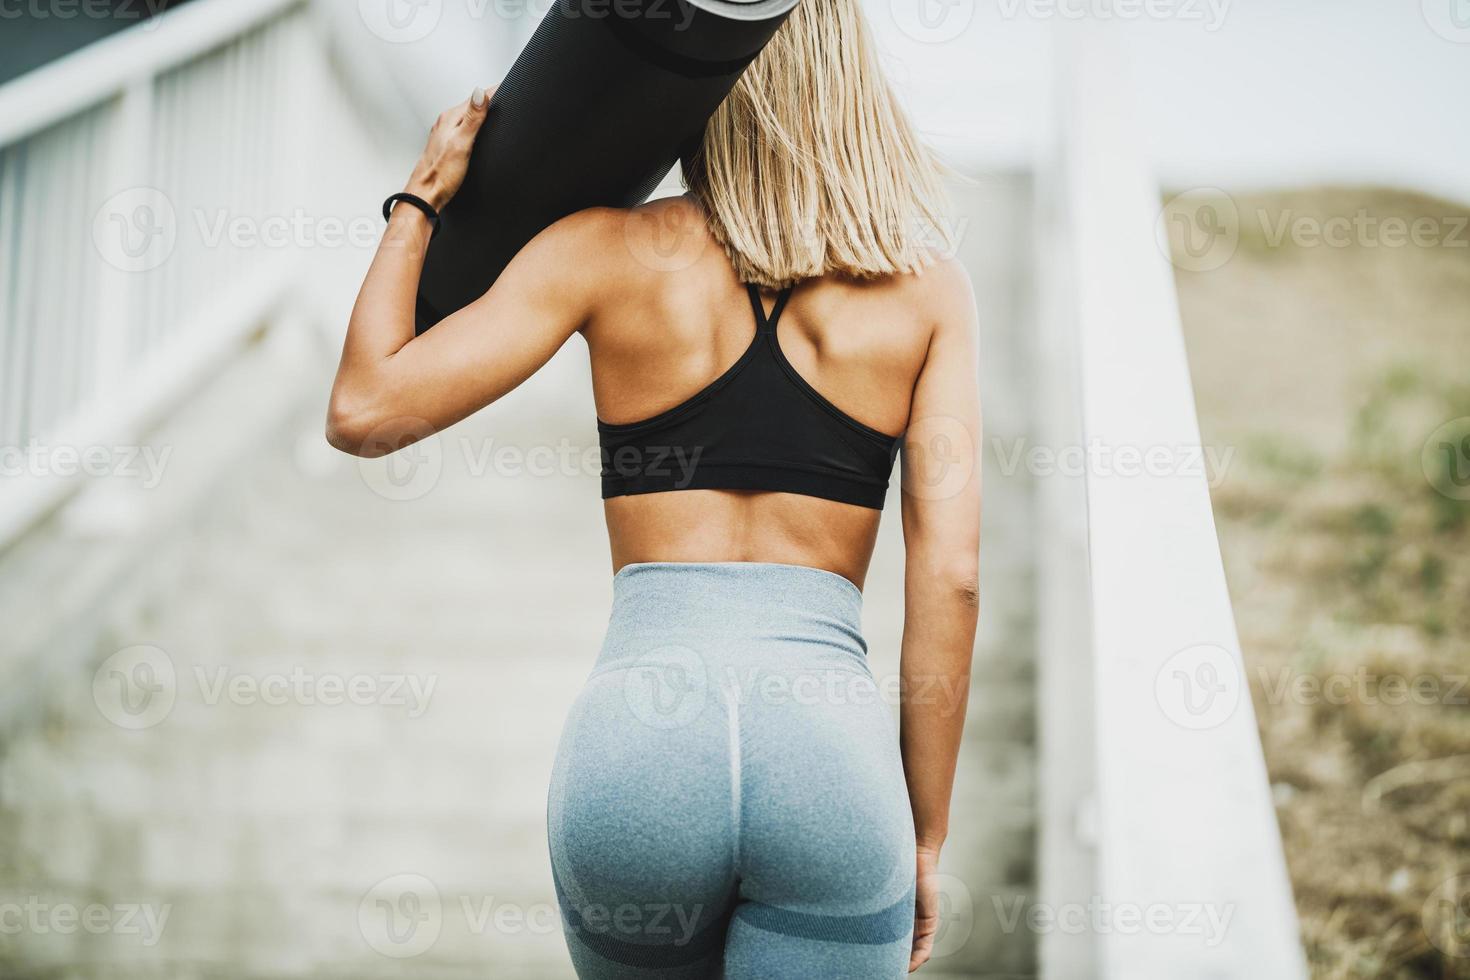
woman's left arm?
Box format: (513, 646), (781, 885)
(326, 87), (613, 458)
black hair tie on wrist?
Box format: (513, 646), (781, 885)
(383, 192), (441, 238)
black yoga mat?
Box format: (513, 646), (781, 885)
(414, 0), (800, 333)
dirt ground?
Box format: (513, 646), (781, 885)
(1171, 187), (1470, 979)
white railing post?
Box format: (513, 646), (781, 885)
(93, 78), (156, 403)
(0, 145), (24, 448)
(1033, 45), (1102, 975)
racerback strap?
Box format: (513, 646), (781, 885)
(746, 284), (794, 334)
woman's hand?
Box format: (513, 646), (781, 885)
(909, 845), (942, 972)
(403, 86), (497, 212)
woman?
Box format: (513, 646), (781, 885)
(327, 0), (980, 974)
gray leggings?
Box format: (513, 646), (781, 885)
(547, 562), (916, 978)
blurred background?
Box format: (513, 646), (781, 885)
(0, 0), (1466, 978)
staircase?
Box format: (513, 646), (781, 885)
(0, 142), (1040, 977)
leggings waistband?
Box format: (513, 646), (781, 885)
(598, 562), (868, 670)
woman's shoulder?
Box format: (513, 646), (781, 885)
(910, 253), (976, 327)
(881, 253), (973, 310)
(537, 197), (718, 281)
(806, 255), (974, 332)
(533, 198), (731, 335)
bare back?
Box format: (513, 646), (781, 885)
(583, 198), (937, 588)
(330, 88), (982, 971)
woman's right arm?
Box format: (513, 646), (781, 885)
(325, 90), (632, 459)
(898, 258), (982, 972)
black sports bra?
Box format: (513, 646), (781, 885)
(598, 284), (901, 510)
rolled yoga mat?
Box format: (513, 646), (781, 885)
(414, 0), (801, 333)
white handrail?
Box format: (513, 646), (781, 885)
(0, 0), (319, 549)
(1042, 28), (1307, 979)
(0, 0), (302, 149)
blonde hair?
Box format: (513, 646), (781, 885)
(681, 0), (952, 289)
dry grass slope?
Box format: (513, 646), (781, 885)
(1172, 187), (1470, 980)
